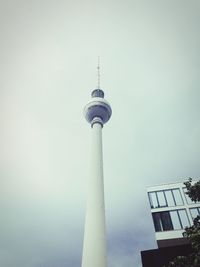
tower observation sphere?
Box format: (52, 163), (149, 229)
(84, 89), (112, 127)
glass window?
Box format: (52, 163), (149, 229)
(183, 188), (193, 204)
(170, 211), (181, 230)
(165, 190), (175, 206)
(153, 211), (173, 232)
(157, 191), (167, 207)
(190, 208), (199, 219)
(152, 209), (190, 232)
(178, 209), (190, 228)
(149, 192), (158, 208)
(183, 188), (200, 204)
(172, 189), (183, 206)
(152, 213), (162, 232)
(161, 211), (173, 230)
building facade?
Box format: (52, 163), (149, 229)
(141, 181), (200, 267)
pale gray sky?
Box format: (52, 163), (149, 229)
(0, 0), (200, 266)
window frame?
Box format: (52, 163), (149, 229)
(171, 188), (183, 206)
(183, 187), (200, 205)
(148, 188), (183, 209)
(189, 207), (200, 219)
(152, 209), (190, 232)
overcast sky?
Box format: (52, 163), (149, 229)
(0, 0), (200, 266)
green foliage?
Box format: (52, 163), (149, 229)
(183, 215), (200, 252)
(165, 252), (200, 267)
(166, 255), (193, 267)
(164, 178), (200, 267)
(184, 178), (200, 202)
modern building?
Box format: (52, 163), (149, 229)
(141, 181), (200, 267)
(81, 68), (112, 267)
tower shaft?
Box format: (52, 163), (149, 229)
(82, 121), (107, 267)
(82, 86), (111, 267)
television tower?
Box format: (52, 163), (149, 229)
(82, 63), (112, 267)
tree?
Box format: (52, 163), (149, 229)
(164, 178), (200, 267)
(184, 178), (200, 202)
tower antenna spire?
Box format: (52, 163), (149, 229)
(97, 56), (100, 89)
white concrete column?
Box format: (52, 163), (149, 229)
(82, 121), (107, 267)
